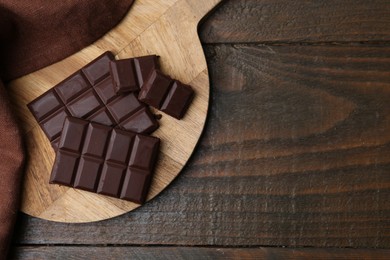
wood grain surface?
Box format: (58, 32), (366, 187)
(8, 0), (221, 223)
(9, 247), (390, 260)
(200, 0), (390, 43)
(11, 43), (390, 247)
(10, 0), (390, 258)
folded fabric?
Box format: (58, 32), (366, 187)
(0, 79), (24, 257)
(0, 0), (135, 81)
(0, 0), (135, 257)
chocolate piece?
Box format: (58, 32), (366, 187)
(138, 70), (194, 119)
(109, 59), (139, 93)
(109, 55), (159, 94)
(134, 55), (159, 87)
(161, 81), (194, 119)
(139, 70), (172, 108)
(50, 117), (160, 204)
(28, 52), (159, 149)
(82, 52), (115, 85)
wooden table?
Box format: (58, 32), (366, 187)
(9, 0), (390, 258)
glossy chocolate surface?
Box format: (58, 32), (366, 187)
(110, 55), (159, 94)
(110, 59), (138, 93)
(28, 52), (159, 149)
(161, 81), (194, 119)
(138, 70), (194, 119)
(50, 117), (160, 204)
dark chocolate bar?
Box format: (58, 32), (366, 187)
(50, 117), (160, 204)
(109, 55), (159, 94)
(138, 70), (194, 119)
(28, 52), (160, 149)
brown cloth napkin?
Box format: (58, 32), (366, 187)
(0, 79), (24, 257)
(0, 0), (135, 257)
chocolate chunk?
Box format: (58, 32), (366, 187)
(109, 59), (139, 93)
(82, 52), (115, 85)
(109, 55), (159, 94)
(120, 168), (151, 202)
(97, 163), (126, 197)
(138, 70), (194, 119)
(40, 108), (71, 142)
(50, 117), (160, 204)
(106, 93), (143, 122)
(94, 76), (118, 105)
(28, 90), (63, 122)
(120, 107), (158, 134)
(55, 72), (91, 103)
(138, 70), (172, 108)
(74, 157), (102, 191)
(28, 52), (159, 149)
(161, 81), (194, 119)
(50, 151), (79, 186)
(134, 55), (159, 87)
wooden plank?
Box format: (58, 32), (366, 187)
(199, 0), (390, 43)
(12, 44), (390, 247)
(7, 0), (222, 223)
(9, 246), (390, 259)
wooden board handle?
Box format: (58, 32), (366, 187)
(8, 0), (222, 222)
(186, 0), (223, 23)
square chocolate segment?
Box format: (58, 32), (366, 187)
(50, 117), (160, 203)
(161, 81), (194, 119)
(59, 116), (88, 153)
(106, 93), (144, 123)
(138, 70), (173, 108)
(105, 129), (135, 164)
(120, 107), (159, 134)
(109, 59), (139, 93)
(129, 135), (160, 170)
(97, 162), (126, 197)
(40, 108), (71, 141)
(120, 168), (151, 203)
(134, 55), (159, 87)
(108, 55), (160, 94)
(27, 90), (63, 122)
(94, 76), (118, 105)
(55, 72), (91, 103)
(82, 123), (111, 158)
(74, 157), (102, 191)
(138, 69), (195, 120)
(87, 108), (115, 126)
(50, 150), (79, 185)
(67, 89), (102, 118)
(82, 52), (115, 85)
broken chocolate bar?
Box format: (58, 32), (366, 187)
(50, 117), (160, 204)
(138, 70), (194, 119)
(109, 55), (159, 94)
(28, 52), (160, 149)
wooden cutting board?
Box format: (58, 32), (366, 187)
(8, 0), (222, 223)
